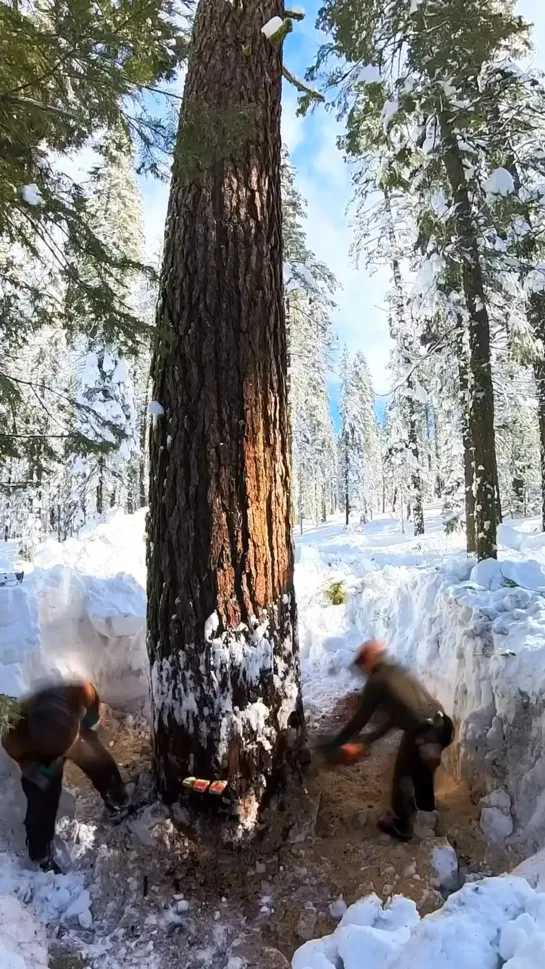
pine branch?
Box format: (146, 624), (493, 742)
(2, 94), (80, 120)
(282, 66), (325, 103)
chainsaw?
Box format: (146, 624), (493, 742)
(313, 736), (369, 766)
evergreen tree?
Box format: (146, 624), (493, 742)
(71, 134), (147, 517)
(0, 133), (152, 536)
(282, 150), (337, 529)
(0, 0), (188, 462)
(309, 0), (539, 557)
(76, 349), (138, 514)
(147, 0), (306, 837)
(339, 347), (380, 525)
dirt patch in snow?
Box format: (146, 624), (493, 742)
(49, 698), (522, 968)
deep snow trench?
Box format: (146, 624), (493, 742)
(1, 504), (545, 968)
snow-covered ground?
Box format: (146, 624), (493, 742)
(293, 875), (545, 969)
(297, 509), (545, 849)
(2, 504), (545, 967)
(0, 510), (147, 709)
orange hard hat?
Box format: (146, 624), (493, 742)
(354, 639), (387, 670)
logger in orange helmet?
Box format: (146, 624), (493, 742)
(319, 639), (454, 842)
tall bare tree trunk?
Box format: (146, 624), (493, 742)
(147, 0), (305, 839)
(530, 295), (545, 531)
(456, 322), (476, 553)
(343, 429), (350, 526)
(440, 113), (498, 559)
(384, 191), (425, 536)
(406, 382), (424, 537)
(96, 456), (105, 515)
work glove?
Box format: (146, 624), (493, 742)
(337, 742), (369, 764)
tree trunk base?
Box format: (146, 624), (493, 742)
(165, 749), (311, 845)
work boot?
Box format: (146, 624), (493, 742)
(36, 845), (62, 875)
(104, 800), (130, 822)
(377, 816), (413, 843)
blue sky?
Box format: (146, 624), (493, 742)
(141, 0), (545, 429)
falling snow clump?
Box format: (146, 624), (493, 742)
(22, 184), (43, 206)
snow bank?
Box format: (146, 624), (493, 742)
(293, 894), (420, 969)
(347, 552), (545, 846)
(33, 508), (146, 586)
(0, 894), (48, 968)
(0, 581), (41, 698)
(292, 877), (545, 969)
(513, 850), (545, 892)
(4, 506), (545, 843)
(296, 515), (545, 848)
(1, 509), (147, 710)
(0, 851), (92, 929)
(29, 565), (147, 710)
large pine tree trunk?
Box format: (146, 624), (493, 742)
(456, 323), (476, 553)
(96, 456), (105, 515)
(440, 113), (498, 559)
(530, 295), (545, 531)
(406, 384), (424, 537)
(138, 371), (151, 509)
(147, 0), (305, 839)
(433, 409), (444, 497)
(384, 191), (425, 536)
(343, 431), (350, 526)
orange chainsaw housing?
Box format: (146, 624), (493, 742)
(336, 742), (368, 764)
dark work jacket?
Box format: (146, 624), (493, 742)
(333, 659), (444, 748)
(2, 681), (100, 765)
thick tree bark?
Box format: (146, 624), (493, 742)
(455, 323), (476, 553)
(536, 364), (545, 532)
(530, 295), (545, 531)
(440, 113), (498, 559)
(96, 456), (105, 515)
(147, 0), (305, 839)
(406, 382), (424, 537)
(343, 430), (350, 526)
(433, 409), (444, 497)
(384, 191), (425, 536)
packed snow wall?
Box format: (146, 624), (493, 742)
(350, 552), (545, 850)
(4, 507), (545, 847)
(1, 509), (148, 711)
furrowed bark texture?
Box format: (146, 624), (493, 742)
(146, 0), (305, 835)
(384, 192), (425, 537)
(530, 294), (545, 532)
(456, 322), (476, 553)
(440, 113), (498, 560)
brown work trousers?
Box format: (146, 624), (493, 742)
(21, 729), (126, 862)
(391, 713), (454, 837)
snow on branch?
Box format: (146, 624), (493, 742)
(282, 66), (325, 104)
(22, 184), (43, 206)
(261, 16), (291, 42)
(485, 168), (515, 199)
